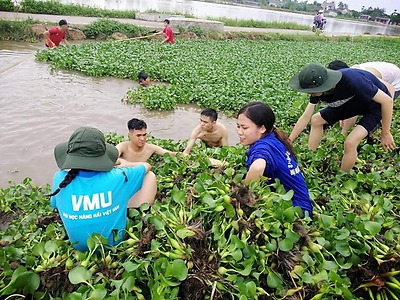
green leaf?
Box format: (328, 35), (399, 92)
(68, 266), (92, 284)
(122, 276), (135, 293)
(278, 238), (294, 251)
(176, 228), (196, 239)
(343, 180), (357, 191)
(172, 190), (186, 204)
(335, 228), (350, 240)
(267, 270), (282, 288)
(202, 193), (216, 208)
(165, 259), (188, 281)
(320, 214), (335, 228)
(87, 286), (107, 300)
(280, 190), (294, 201)
(11, 271), (40, 294)
(364, 221), (381, 235)
(335, 240), (351, 257)
(44, 240), (58, 253)
(322, 260), (338, 271)
(150, 216), (165, 231)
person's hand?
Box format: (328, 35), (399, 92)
(339, 120), (345, 128)
(381, 132), (395, 152)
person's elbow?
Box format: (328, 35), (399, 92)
(143, 163), (152, 173)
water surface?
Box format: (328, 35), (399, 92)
(0, 41), (239, 187)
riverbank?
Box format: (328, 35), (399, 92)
(0, 11), (376, 38)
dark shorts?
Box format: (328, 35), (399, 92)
(394, 90), (400, 100)
(320, 100), (382, 134)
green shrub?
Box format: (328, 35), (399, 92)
(83, 19), (150, 39)
(187, 25), (204, 37)
(19, 0), (135, 18)
(0, 0), (14, 12)
(0, 19), (39, 41)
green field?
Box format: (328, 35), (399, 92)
(1, 37), (400, 299)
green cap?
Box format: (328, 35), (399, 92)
(289, 62), (342, 93)
(54, 127), (118, 171)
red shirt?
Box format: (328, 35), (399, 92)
(162, 27), (174, 43)
(46, 27), (66, 47)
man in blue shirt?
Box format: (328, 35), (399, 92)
(288, 62), (395, 172)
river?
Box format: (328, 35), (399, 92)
(56, 0), (400, 35)
(0, 41), (239, 187)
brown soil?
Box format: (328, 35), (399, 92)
(135, 223), (157, 257)
(347, 253), (400, 298)
(40, 265), (76, 296)
(178, 220), (219, 300)
(0, 208), (22, 231)
(37, 212), (62, 227)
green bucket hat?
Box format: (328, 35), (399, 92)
(289, 62), (342, 93)
(54, 127), (118, 171)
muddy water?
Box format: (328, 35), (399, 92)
(0, 41), (239, 187)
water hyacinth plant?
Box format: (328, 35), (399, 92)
(2, 35), (400, 299)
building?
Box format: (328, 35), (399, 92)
(321, 1), (335, 11)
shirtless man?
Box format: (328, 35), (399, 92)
(183, 108), (228, 156)
(116, 118), (176, 164)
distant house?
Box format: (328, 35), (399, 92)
(359, 14), (390, 24)
(321, 1), (335, 11)
(359, 14), (371, 21)
(374, 16), (390, 24)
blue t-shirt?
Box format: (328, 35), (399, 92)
(246, 133), (312, 216)
(310, 68), (390, 108)
(50, 166), (146, 251)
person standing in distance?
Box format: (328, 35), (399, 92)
(43, 19), (69, 48)
(156, 19), (174, 44)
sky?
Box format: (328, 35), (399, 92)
(339, 0), (398, 14)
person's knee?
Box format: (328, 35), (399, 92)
(311, 114), (325, 127)
(343, 137), (359, 152)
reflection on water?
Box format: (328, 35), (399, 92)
(0, 41), (239, 187)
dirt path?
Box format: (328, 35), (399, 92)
(0, 11), (314, 35)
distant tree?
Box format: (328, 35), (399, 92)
(337, 2), (344, 10)
(390, 11), (400, 24)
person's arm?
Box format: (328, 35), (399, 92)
(151, 144), (177, 156)
(372, 89), (395, 151)
(220, 127), (229, 146)
(244, 158), (266, 185)
(61, 37), (69, 46)
(289, 103), (317, 142)
(115, 142), (126, 166)
(379, 79), (395, 99)
(117, 161), (152, 173)
(183, 126), (200, 156)
(43, 29), (56, 48)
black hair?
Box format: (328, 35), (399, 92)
(47, 169), (79, 197)
(58, 19), (68, 26)
(127, 118), (147, 131)
(164, 19), (170, 24)
(138, 72), (148, 83)
(327, 60), (349, 70)
(237, 101), (297, 160)
(201, 108), (218, 122)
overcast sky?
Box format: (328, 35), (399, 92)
(339, 0), (398, 14)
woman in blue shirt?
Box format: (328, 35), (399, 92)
(237, 102), (312, 217)
(49, 126), (157, 251)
